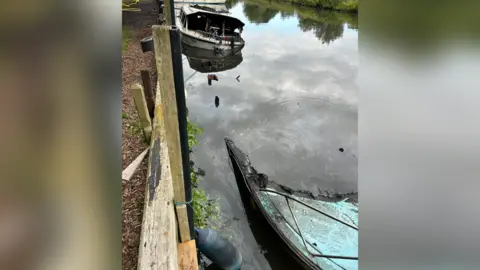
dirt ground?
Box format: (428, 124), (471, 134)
(122, 1), (161, 269)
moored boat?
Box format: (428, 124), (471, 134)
(174, 0), (226, 4)
(176, 5), (245, 51)
(225, 137), (359, 270)
(174, 3), (229, 14)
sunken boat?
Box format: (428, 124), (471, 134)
(225, 137), (359, 270)
(176, 5), (245, 51)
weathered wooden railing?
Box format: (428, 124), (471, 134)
(129, 23), (198, 270)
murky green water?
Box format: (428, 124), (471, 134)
(183, 1), (358, 269)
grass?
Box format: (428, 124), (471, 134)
(123, 112), (142, 135)
(187, 119), (220, 228)
(122, 111), (150, 146)
(122, 26), (134, 53)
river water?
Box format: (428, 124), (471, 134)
(183, 1), (358, 269)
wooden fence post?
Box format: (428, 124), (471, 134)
(130, 83), (152, 142)
(164, 0), (172, 25)
(152, 25), (191, 243)
(140, 70), (155, 118)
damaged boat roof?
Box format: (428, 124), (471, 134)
(181, 5), (245, 27)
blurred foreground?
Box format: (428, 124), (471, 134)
(0, 1), (121, 269)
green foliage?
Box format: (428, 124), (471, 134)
(187, 119), (219, 228)
(243, 3), (280, 24)
(187, 120), (203, 150)
(122, 26), (133, 53)
(244, 0), (357, 43)
(247, 0), (357, 13)
(335, 0), (358, 12)
(192, 188), (219, 228)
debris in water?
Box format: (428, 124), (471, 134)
(215, 96), (219, 108)
(258, 245), (268, 255)
(339, 148), (344, 152)
(236, 75), (240, 82)
(207, 74), (218, 85)
(233, 217), (240, 221)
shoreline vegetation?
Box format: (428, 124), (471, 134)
(121, 24), (156, 270)
(248, 0), (358, 27)
(247, 0), (358, 13)
(187, 119), (219, 228)
(241, 0), (357, 44)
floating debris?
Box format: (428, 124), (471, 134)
(215, 96), (219, 108)
(339, 148), (344, 152)
(236, 75), (240, 82)
(208, 74), (218, 85)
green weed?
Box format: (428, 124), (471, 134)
(187, 119), (219, 228)
(122, 26), (134, 53)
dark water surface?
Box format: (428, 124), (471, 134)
(183, 2), (358, 269)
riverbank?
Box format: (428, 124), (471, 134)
(122, 2), (217, 269)
(121, 19), (157, 270)
(253, 0), (357, 13)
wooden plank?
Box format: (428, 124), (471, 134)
(122, 147), (149, 181)
(153, 25), (191, 242)
(141, 70), (155, 119)
(175, 204), (190, 243)
(130, 83), (152, 142)
(177, 240), (199, 270)
(137, 115), (178, 270)
(164, 0), (172, 25)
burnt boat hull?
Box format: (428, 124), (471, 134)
(225, 138), (321, 270)
(225, 138), (358, 270)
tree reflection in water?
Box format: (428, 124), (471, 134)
(240, 0), (358, 44)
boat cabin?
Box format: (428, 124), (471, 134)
(179, 5), (245, 39)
